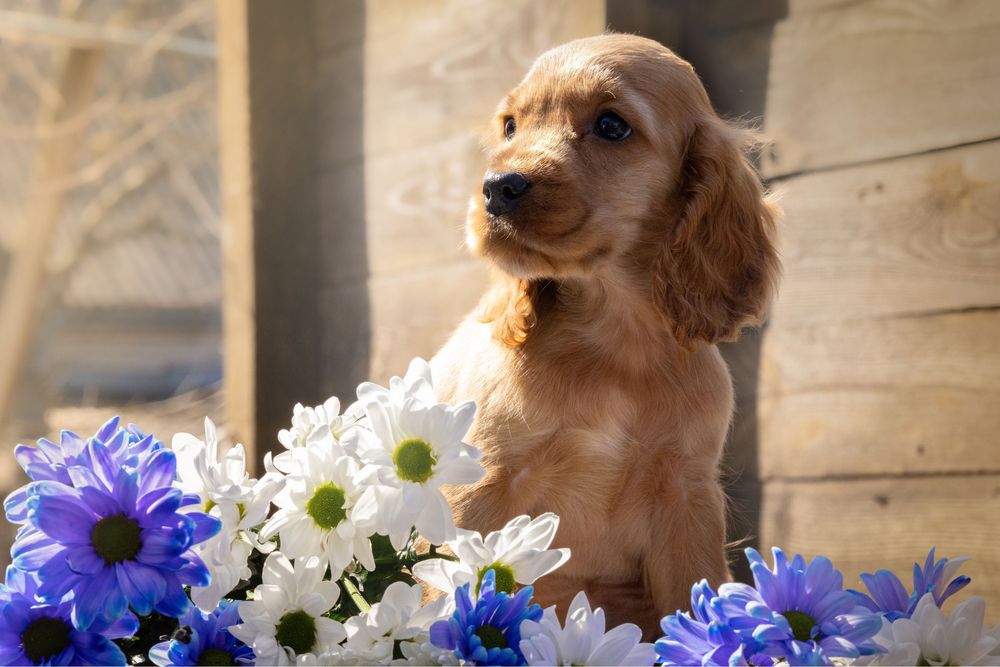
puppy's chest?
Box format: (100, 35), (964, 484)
(472, 377), (680, 502)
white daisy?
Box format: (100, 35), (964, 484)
(259, 442), (376, 578)
(339, 581), (452, 665)
(347, 390), (484, 549)
(856, 593), (1000, 666)
(172, 418), (284, 610)
(271, 397), (366, 474)
(356, 357), (438, 409)
(519, 591), (656, 666)
(412, 513), (571, 595)
(228, 552), (346, 665)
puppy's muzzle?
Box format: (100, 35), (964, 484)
(483, 171), (531, 216)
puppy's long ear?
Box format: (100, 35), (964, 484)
(654, 116), (780, 347)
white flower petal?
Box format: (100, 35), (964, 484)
(414, 490), (456, 546)
(411, 558), (469, 593)
(511, 548), (572, 584)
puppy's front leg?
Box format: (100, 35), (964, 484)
(642, 478), (731, 621)
(445, 467), (528, 536)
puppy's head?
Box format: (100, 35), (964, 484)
(469, 33), (779, 346)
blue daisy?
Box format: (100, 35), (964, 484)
(11, 440), (220, 631)
(848, 547), (971, 620)
(0, 566), (136, 666)
(718, 548), (883, 663)
(5, 417), (162, 523)
(149, 599), (254, 666)
(429, 569), (542, 666)
(656, 580), (769, 666)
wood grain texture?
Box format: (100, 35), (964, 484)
(762, 475), (1000, 624)
(316, 0), (606, 168)
(321, 133), (483, 279)
(760, 310), (1000, 478)
(770, 140), (1000, 327)
(762, 0), (1000, 177)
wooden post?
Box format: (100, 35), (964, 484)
(215, 0), (367, 467)
(0, 46), (103, 436)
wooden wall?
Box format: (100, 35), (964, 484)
(759, 0), (1000, 620)
(217, 0), (605, 460)
(314, 0), (605, 383)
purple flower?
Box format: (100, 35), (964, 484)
(149, 599), (254, 666)
(430, 569), (542, 665)
(10, 439), (220, 630)
(0, 566), (136, 665)
(719, 548), (883, 664)
(849, 547), (971, 621)
(5, 417), (162, 524)
(656, 580), (768, 666)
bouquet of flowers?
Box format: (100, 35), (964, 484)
(2, 358), (998, 666)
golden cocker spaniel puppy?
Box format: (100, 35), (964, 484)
(430, 33), (780, 636)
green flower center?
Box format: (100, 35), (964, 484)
(21, 616), (72, 663)
(392, 438), (437, 483)
(306, 483), (348, 530)
(477, 563), (517, 595)
(783, 610), (817, 643)
(275, 609), (317, 655)
(475, 624), (507, 651)
(91, 514), (142, 564)
(197, 648), (235, 666)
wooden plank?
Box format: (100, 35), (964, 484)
(770, 140), (1000, 327)
(760, 386), (1000, 479)
(762, 475), (1000, 624)
(760, 310), (1000, 478)
(762, 0), (1000, 177)
(320, 133), (483, 278)
(316, 0), (606, 168)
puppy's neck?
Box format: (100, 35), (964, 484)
(480, 268), (679, 369)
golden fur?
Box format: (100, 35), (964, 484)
(430, 33), (780, 636)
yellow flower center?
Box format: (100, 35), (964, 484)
(392, 438), (437, 483)
(477, 563), (517, 594)
(306, 483), (348, 530)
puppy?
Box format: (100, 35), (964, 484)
(430, 33), (779, 635)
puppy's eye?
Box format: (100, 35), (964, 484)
(594, 111), (631, 141)
(503, 116), (516, 140)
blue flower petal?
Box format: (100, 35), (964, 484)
(154, 572), (191, 618)
(93, 417), (121, 444)
(31, 493), (95, 544)
(66, 545), (106, 575)
(139, 449), (179, 495)
(116, 561), (166, 615)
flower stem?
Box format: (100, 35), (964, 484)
(341, 576), (371, 613)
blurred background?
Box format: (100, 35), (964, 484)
(1, 0), (997, 620)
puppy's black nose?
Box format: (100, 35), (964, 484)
(483, 171), (531, 216)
